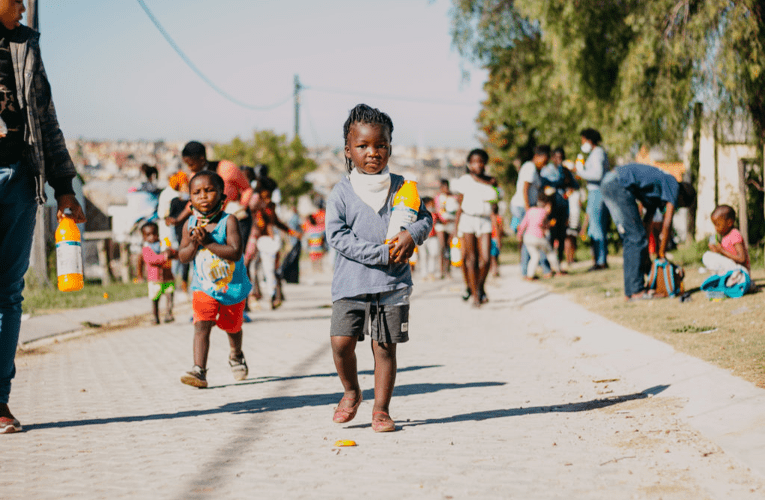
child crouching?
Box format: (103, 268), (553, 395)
(703, 205), (754, 293)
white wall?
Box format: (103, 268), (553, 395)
(692, 123), (756, 240)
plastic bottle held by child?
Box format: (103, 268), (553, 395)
(450, 237), (462, 267)
(575, 153), (585, 172)
(385, 180), (420, 243)
(56, 216), (84, 292)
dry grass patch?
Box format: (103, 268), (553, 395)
(541, 263), (765, 388)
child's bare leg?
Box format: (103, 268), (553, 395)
(437, 231), (447, 277)
(371, 340), (397, 414)
(151, 299), (160, 324)
(564, 236), (576, 265)
(331, 336), (362, 409)
(462, 233), (479, 304)
(248, 255), (263, 300)
(226, 330), (243, 359)
(477, 233), (492, 300)
(164, 291), (174, 321)
(193, 321), (215, 368)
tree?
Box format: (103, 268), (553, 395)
(451, 0), (765, 237)
(213, 131), (317, 203)
(450, 0), (699, 160)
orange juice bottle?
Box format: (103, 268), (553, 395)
(385, 180), (420, 243)
(450, 237), (462, 267)
(55, 216), (84, 292)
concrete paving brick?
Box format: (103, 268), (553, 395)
(2, 267), (765, 499)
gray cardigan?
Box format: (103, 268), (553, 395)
(326, 174), (433, 302)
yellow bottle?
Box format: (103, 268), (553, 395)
(162, 237), (173, 250)
(450, 237), (462, 267)
(385, 180), (421, 243)
(56, 216), (84, 292)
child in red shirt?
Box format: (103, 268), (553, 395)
(303, 214), (326, 272)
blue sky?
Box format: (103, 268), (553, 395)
(37, 0), (488, 149)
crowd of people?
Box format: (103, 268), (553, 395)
(0, 0), (747, 436)
(410, 128), (753, 309)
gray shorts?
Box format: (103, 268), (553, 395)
(331, 287), (411, 343)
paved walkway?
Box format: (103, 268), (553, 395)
(4, 266), (765, 499)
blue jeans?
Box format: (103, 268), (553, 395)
(586, 187), (609, 266)
(601, 172), (648, 297)
(0, 161), (37, 404)
(511, 205), (551, 276)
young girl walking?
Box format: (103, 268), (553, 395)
(516, 190), (562, 280)
(178, 171), (252, 388)
(452, 149), (499, 307)
(326, 104), (432, 432)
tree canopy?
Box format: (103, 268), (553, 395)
(213, 131), (317, 203)
(450, 0), (765, 184)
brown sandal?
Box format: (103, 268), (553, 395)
(333, 395), (362, 423)
(371, 411), (395, 432)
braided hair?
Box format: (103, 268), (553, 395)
(342, 103), (394, 173)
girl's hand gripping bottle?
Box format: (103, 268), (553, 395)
(385, 179), (421, 244)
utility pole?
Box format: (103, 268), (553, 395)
(27, 0), (50, 288)
(293, 74), (301, 140)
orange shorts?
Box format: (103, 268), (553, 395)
(192, 291), (246, 333)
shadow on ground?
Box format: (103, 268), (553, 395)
(393, 384), (669, 430)
(209, 364), (442, 389)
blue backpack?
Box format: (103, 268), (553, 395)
(646, 259), (684, 297)
(700, 270), (751, 299)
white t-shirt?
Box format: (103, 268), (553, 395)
(510, 161), (541, 209)
(453, 174), (498, 217)
(157, 186), (180, 245)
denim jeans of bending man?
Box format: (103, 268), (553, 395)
(0, 161), (38, 404)
(586, 187), (609, 266)
(511, 204), (551, 277)
(601, 171), (649, 298)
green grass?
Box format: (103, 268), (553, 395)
(22, 280), (148, 317)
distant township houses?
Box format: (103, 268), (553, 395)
(65, 138), (472, 229)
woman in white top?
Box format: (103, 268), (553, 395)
(453, 149), (499, 308)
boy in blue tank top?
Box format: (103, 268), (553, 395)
(178, 171), (252, 388)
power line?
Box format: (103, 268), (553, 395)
(135, 0), (290, 111)
(304, 85), (479, 107)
